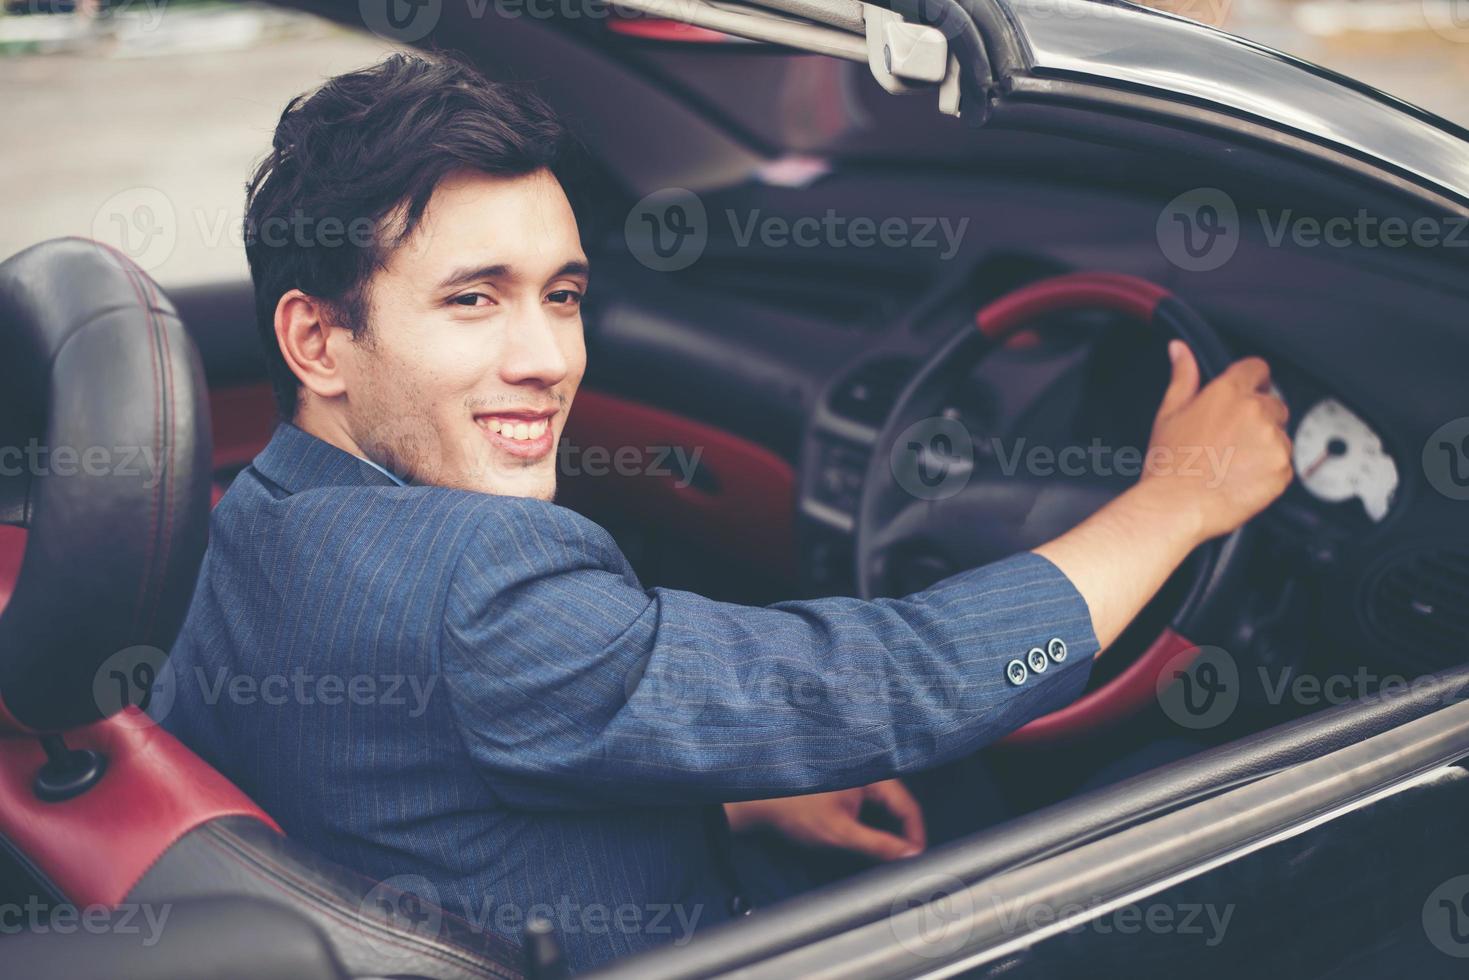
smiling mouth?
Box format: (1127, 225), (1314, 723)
(474, 411), (557, 460)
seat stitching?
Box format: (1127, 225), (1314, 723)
(202, 822), (522, 978)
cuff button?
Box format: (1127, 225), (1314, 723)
(1026, 647), (1049, 674)
(1006, 659), (1029, 686)
(1047, 637), (1068, 664)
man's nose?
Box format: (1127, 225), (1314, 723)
(499, 309), (570, 387)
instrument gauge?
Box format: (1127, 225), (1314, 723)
(1292, 397), (1398, 522)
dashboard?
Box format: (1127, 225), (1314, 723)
(586, 172), (1469, 692)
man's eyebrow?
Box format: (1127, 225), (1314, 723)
(436, 260), (590, 292)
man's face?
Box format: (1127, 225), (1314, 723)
(340, 168), (587, 500)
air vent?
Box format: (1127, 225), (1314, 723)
(1365, 547), (1469, 665)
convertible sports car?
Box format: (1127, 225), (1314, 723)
(3, 0), (1468, 977)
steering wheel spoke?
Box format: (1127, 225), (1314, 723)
(854, 272), (1252, 746)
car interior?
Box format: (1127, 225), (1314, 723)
(2, 1), (1469, 977)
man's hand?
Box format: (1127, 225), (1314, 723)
(1142, 342), (1294, 542)
(724, 780), (926, 861)
(1034, 341), (1292, 650)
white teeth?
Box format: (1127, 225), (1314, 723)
(479, 417), (550, 440)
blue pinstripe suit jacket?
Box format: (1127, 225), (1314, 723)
(165, 422), (1098, 971)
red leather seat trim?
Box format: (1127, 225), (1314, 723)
(558, 389), (799, 581)
(0, 525), (24, 616)
(0, 708), (280, 906)
(210, 384), (279, 473)
(1002, 628), (1199, 747)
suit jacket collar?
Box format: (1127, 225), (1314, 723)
(251, 422), (402, 494)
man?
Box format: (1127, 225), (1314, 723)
(164, 54), (1292, 971)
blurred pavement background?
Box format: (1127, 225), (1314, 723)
(1, 0), (1466, 286)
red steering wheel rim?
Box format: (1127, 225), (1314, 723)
(970, 272), (1207, 748)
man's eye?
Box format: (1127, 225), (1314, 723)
(547, 289), (582, 306)
(451, 292), (493, 307)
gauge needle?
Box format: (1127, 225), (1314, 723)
(1303, 437), (1349, 478)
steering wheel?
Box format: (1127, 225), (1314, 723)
(855, 272), (1252, 747)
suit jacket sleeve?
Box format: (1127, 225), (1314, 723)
(440, 497), (1099, 809)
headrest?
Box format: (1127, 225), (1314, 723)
(0, 239), (212, 733)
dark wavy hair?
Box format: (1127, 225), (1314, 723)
(244, 53), (574, 418)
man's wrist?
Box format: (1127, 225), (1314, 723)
(1118, 479), (1208, 555)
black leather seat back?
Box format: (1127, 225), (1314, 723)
(0, 238), (212, 732)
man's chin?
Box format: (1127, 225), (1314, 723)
(464, 462), (557, 501)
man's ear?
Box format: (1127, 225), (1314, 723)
(275, 289), (350, 402)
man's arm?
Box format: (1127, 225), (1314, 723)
(440, 342), (1291, 811)
(440, 514), (1098, 810)
(721, 342), (1292, 854)
(1035, 342), (1292, 651)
